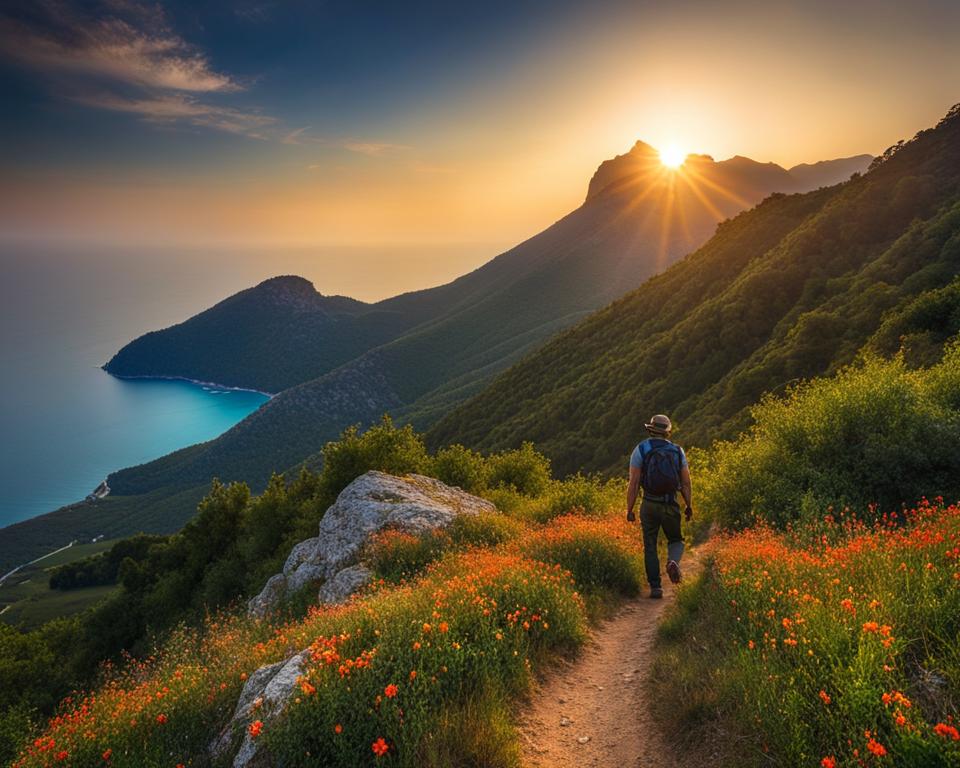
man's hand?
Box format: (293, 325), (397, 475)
(684, 505), (693, 522)
(626, 510), (636, 523)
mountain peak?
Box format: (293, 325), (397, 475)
(628, 140), (660, 156)
(253, 274), (316, 294)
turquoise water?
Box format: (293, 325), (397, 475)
(0, 244), (270, 529)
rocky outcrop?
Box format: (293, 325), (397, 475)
(210, 651), (310, 767)
(317, 564), (372, 604)
(313, 471), (496, 575)
(226, 471), (497, 767)
(247, 471), (495, 618)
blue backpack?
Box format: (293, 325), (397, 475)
(640, 439), (683, 496)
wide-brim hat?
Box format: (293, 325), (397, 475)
(645, 414), (672, 434)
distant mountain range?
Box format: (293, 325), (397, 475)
(1, 143), (873, 571)
(105, 145), (872, 399)
(429, 108), (960, 475)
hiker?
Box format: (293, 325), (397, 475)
(625, 414), (693, 598)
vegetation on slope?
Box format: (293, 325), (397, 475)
(648, 337), (960, 767)
(104, 276), (407, 394)
(428, 105), (960, 476)
(651, 501), (960, 768)
(6, 461), (636, 767)
(0, 421), (621, 763)
(698, 345), (960, 528)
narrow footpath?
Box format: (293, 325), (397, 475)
(517, 557), (700, 768)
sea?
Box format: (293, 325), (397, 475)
(0, 243), (273, 529)
(0, 239), (497, 530)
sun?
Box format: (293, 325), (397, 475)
(659, 144), (687, 169)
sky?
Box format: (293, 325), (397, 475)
(1, 0), (959, 294)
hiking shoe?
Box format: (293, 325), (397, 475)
(649, 587), (663, 599)
(666, 560), (682, 584)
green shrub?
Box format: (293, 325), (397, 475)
(527, 475), (622, 524)
(448, 513), (525, 548)
(318, 416), (431, 505)
(522, 516), (643, 597)
(365, 529), (453, 583)
(479, 487), (528, 517)
(485, 442), (551, 496)
(430, 444), (488, 493)
(700, 347), (960, 528)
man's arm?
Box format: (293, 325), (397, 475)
(679, 465), (693, 520)
(626, 465), (641, 521)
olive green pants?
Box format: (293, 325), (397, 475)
(639, 497), (684, 588)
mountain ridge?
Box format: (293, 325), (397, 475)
(427, 106), (960, 475)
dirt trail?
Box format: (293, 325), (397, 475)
(517, 557), (699, 768)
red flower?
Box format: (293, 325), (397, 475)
(372, 737), (389, 757)
(866, 737), (887, 757)
(248, 719), (264, 738)
(155, 713), (167, 725)
(384, 683), (399, 698)
(821, 758), (836, 768)
(818, 690), (831, 706)
(934, 722), (960, 741)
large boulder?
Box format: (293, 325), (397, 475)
(317, 564), (372, 604)
(246, 471), (496, 617)
(314, 471), (496, 576)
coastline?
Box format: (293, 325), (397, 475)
(104, 372), (276, 398)
(0, 374), (273, 573)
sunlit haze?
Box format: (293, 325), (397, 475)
(659, 145), (688, 169)
(2, 0), (959, 298)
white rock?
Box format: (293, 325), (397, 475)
(286, 562), (326, 594)
(315, 471), (496, 576)
(247, 573), (287, 619)
(577, 736), (591, 744)
(230, 651), (310, 768)
(283, 536), (322, 575)
(209, 659), (286, 760)
(318, 564), (373, 604)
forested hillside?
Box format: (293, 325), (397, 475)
(428, 105), (960, 475)
(103, 276), (416, 394)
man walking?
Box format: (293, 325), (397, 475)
(626, 414), (693, 598)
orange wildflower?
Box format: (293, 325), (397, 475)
(934, 723), (960, 741)
(248, 720), (264, 738)
(372, 737), (389, 757)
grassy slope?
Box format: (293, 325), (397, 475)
(0, 540), (119, 630)
(427, 109), (960, 476)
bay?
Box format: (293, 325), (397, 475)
(0, 242), (269, 529)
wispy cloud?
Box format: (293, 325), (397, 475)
(341, 141), (410, 157)
(73, 92), (276, 139)
(0, 1), (272, 137)
(287, 127), (412, 158)
(0, 4), (238, 93)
